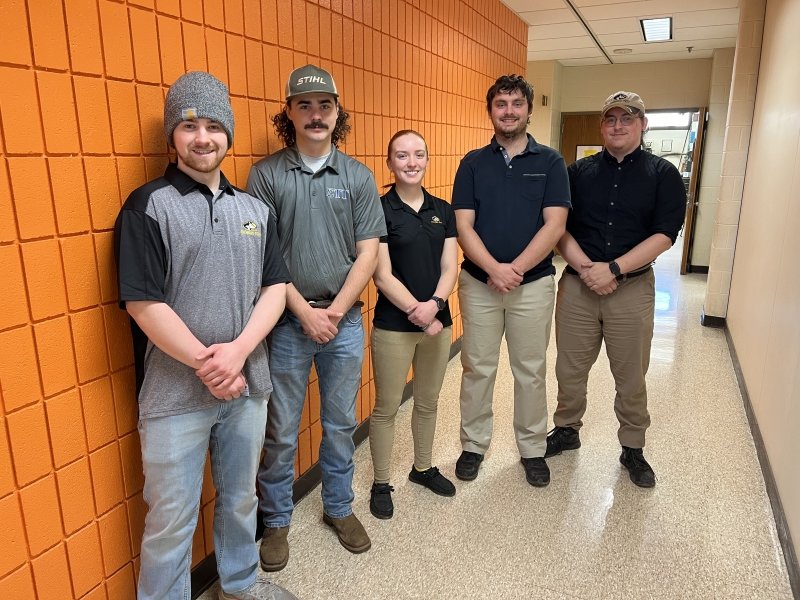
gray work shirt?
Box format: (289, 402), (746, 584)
(247, 145), (386, 300)
(115, 164), (290, 419)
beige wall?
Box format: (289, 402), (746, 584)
(560, 59), (713, 113)
(727, 0), (800, 560)
(526, 60), (563, 149)
(693, 48), (735, 267)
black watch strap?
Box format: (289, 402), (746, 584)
(609, 261), (622, 277)
(431, 296), (446, 311)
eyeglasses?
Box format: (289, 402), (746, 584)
(602, 114), (639, 127)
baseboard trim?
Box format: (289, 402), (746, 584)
(192, 336), (463, 598)
(724, 327), (800, 598)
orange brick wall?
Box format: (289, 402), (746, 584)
(0, 0), (527, 598)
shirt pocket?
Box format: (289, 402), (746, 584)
(521, 173), (547, 201)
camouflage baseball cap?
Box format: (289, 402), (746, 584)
(601, 91), (645, 116)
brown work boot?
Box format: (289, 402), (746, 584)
(322, 512), (371, 553)
(259, 526), (289, 572)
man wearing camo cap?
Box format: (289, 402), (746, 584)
(546, 91), (686, 488)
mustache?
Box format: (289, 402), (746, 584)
(305, 121), (329, 130)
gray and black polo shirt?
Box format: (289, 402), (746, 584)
(246, 144), (386, 300)
(115, 163), (290, 419)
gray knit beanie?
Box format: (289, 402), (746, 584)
(164, 71), (234, 147)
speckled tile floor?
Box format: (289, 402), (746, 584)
(199, 244), (794, 600)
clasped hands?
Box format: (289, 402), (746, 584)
(195, 341), (248, 401)
(578, 261), (618, 296)
(406, 300), (444, 336)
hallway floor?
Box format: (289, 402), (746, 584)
(200, 244), (794, 599)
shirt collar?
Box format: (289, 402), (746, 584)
(283, 144), (341, 174)
(385, 185), (434, 212)
(601, 146), (643, 165)
(164, 163), (235, 197)
(490, 133), (540, 155)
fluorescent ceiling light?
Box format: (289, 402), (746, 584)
(641, 17), (672, 42)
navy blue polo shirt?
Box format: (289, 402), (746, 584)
(567, 148), (686, 262)
(452, 134), (571, 284)
(373, 186), (457, 332)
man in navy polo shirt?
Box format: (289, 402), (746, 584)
(546, 91), (685, 488)
(452, 74), (571, 487)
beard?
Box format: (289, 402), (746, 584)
(494, 117), (528, 140)
(178, 145), (226, 174)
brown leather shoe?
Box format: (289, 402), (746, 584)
(259, 526), (289, 572)
(322, 513), (371, 553)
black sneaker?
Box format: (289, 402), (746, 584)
(408, 466), (456, 497)
(520, 457), (550, 487)
(620, 447), (656, 488)
(455, 451), (484, 481)
(369, 483), (394, 519)
(545, 426), (581, 458)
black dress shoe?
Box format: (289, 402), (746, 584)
(455, 451), (484, 481)
(520, 457), (550, 487)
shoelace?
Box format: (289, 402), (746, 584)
(373, 484), (394, 494)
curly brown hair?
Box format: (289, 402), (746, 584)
(271, 102), (352, 148)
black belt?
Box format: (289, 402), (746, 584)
(564, 265), (651, 282)
(306, 299), (364, 309)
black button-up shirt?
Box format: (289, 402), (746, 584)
(373, 186), (457, 332)
(567, 148), (686, 262)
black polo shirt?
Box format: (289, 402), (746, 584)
(567, 148), (686, 262)
(452, 134), (571, 284)
(373, 186), (457, 332)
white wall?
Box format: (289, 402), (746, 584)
(693, 48), (735, 267)
(727, 0), (800, 561)
(560, 59), (713, 113)
(526, 60), (562, 149)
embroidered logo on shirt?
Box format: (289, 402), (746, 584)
(431, 216), (442, 224)
(241, 220), (261, 237)
(326, 188), (350, 200)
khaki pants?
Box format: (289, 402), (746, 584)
(554, 270), (655, 448)
(458, 271), (555, 458)
(369, 326), (452, 484)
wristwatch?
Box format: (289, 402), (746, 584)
(608, 261), (622, 278)
(431, 296), (446, 311)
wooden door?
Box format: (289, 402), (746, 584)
(679, 107), (708, 274)
(560, 113), (603, 165)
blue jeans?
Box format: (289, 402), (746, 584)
(258, 307), (364, 527)
(137, 396), (267, 600)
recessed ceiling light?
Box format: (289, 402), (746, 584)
(613, 48), (633, 54)
(641, 17), (672, 42)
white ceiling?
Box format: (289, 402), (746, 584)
(502, 0), (739, 66)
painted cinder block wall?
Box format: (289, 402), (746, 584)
(0, 0), (527, 598)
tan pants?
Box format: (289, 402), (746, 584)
(369, 326), (452, 484)
(554, 270), (655, 448)
(458, 271), (555, 458)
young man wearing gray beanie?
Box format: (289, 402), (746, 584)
(115, 71), (297, 600)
